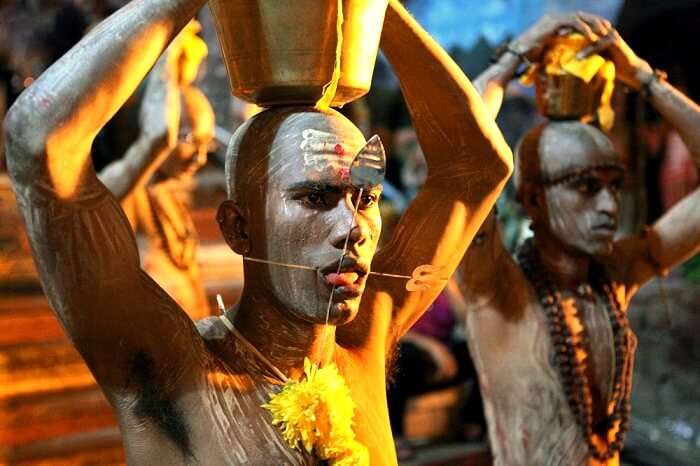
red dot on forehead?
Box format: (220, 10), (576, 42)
(334, 143), (344, 155)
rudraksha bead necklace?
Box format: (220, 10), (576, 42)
(516, 238), (635, 461)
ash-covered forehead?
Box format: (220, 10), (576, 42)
(515, 121), (620, 193)
(226, 106), (366, 201)
(539, 121), (619, 178)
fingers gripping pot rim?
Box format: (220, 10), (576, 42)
(209, 0), (389, 107)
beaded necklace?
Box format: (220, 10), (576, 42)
(516, 238), (636, 461)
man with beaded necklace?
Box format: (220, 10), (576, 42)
(451, 12), (700, 466)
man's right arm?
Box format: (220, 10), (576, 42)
(3, 0), (207, 394)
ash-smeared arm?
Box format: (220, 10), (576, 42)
(612, 75), (700, 291)
(591, 28), (700, 293)
(3, 0), (207, 395)
(371, 0), (513, 344)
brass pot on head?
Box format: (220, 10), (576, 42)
(535, 72), (606, 122)
(533, 33), (614, 125)
(209, 0), (389, 108)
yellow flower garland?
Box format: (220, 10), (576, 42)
(263, 357), (369, 465)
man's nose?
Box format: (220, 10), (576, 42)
(596, 187), (619, 216)
(329, 196), (368, 251)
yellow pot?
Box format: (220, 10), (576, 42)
(209, 0), (388, 107)
(535, 72), (606, 122)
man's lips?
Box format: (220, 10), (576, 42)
(592, 223), (617, 233)
(590, 223), (617, 241)
(326, 272), (360, 287)
(319, 256), (368, 294)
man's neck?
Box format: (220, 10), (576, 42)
(534, 232), (591, 289)
(228, 293), (336, 381)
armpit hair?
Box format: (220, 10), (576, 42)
(129, 351), (195, 460)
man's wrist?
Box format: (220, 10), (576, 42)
(488, 40), (531, 86)
(637, 62), (667, 99)
(507, 41), (531, 62)
(491, 40), (529, 66)
(634, 61), (653, 87)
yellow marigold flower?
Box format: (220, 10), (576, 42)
(263, 358), (369, 465)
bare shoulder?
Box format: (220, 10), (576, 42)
(455, 213), (531, 318)
(603, 231), (657, 298)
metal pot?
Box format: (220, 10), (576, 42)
(209, 0), (388, 107)
(535, 72), (606, 122)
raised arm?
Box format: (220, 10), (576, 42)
(590, 27), (700, 289)
(371, 0), (512, 341)
(636, 67), (700, 279)
(3, 0), (206, 395)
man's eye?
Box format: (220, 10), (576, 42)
(303, 192), (327, 206)
(572, 177), (601, 195)
(610, 179), (625, 193)
(359, 193), (378, 209)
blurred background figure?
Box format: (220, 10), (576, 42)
(388, 287), (486, 461)
(98, 20), (215, 318)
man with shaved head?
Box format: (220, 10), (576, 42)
(452, 12), (700, 466)
(3, 0), (511, 463)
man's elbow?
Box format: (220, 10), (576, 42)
(489, 144), (514, 185)
(4, 103), (47, 183)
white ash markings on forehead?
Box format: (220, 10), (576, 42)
(300, 128), (352, 172)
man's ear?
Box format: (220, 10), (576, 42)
(217, 200), (250, 255)
(520, 183), (545, 223)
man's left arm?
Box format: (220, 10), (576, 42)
(369, 0), (513, 343)
(591, 28), (700, 289)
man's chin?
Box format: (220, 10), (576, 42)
(575, 239), (614, 258)
(286, 299), (360, 326)
(317, 299), (359, 326)
(319, 300), (360, 326)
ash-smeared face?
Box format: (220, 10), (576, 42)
(247, 112), (384, 325)
(538, 124), (625, 257)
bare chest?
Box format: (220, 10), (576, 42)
(118, 353), (395, 466)
(118, 371), (317, 466)
(465, 289), (631, 466)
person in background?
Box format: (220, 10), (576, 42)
(456, 11), (700, 465)
(388, 286), (486, 460)
(98, 21), (214, 318)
